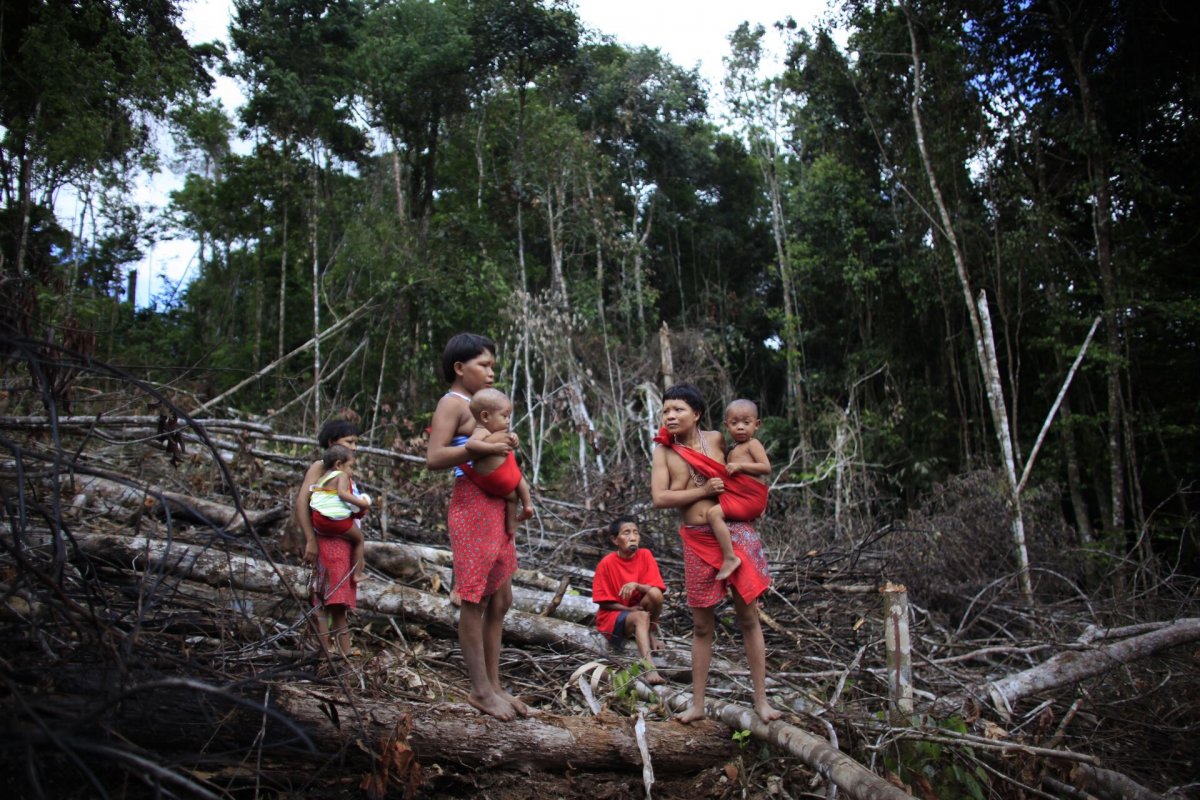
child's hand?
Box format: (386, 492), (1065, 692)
(359, 494), (372, 507)
(703, 477), (725, 496)
(507, 431), (520, 449)
(619, 582), (641, 602)
(725, 463), (742, 476)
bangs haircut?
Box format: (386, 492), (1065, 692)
(663, 383), (706, 420)
(608, 514), (638, 539)
(317, 418), (360, 448)
(441, 332), (496, 383)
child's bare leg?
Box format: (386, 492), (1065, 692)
(339, 524), (367, 580)
(638, 588), (665, 650)
(504, 495), (519, 535)
(625, 610), (666, 684)
(733, 590), (782, 722)
(329, 605), (352, 657)
(677, 606), (715, 723)
(705, 506), (741, 581)
(484, 580), (530, 716)
(459, 595), (516, 720)
(311, 606), (333, 657)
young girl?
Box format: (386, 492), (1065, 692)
(425, 332), (527, 721)
(309, 444), (371, 583)
(294, 418), (364, 658)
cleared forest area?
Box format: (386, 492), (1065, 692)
(0, 344), (1196, 800)
(3, 0), (1200, 797)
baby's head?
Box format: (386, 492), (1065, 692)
(323, 443), (356, 471)
(724, 399), (761, 444)
(469, 387), (513, 434)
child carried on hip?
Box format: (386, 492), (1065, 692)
(309, 444), (372, 582)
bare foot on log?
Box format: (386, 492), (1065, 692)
(675, 705), (706, 724)
(715, 555), (741, 582)
(755, 699), (782, 723)
(468, 690), (516, 721)
(497, 688), (531, 718)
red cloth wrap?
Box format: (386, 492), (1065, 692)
(591, 549), (666, 636)
(311, 509), (354, 536)
(461, 452), (523, 497)
(447, 477), (517, 603)
(679, 523), (770, 606)
(652, 427), (767, 520)
(311, 535), (356, 609)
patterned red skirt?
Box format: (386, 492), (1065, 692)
(447, 477), (517, 603)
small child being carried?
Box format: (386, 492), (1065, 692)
(309, 444), (372, 582)
(461, 388), (533, 534)
(705, 399), (771, 581)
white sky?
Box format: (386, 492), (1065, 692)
(130, 0), (830, 306)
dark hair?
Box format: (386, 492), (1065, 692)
(317, 418), (360, 448)
(663, 383), (705, 420)
(608, 514), (638, 539)
(323, 444), (354, 469)
(441, 332), (496, 383)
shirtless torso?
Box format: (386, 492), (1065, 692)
(658, 429), (728, 525)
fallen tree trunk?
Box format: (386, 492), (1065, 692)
(640, 685), (913, 800)
(934, 617), (1200, 717)
(56, 531), (905, 797)
(273, 685), (736, 774)
(69, 475), (285, 533)
(70, 532), (615, 656)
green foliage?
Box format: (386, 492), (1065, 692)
(883, 716), (989, 800)
(610, 659), (651, 714)
(14, 0), (1192, 570)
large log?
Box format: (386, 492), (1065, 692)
(933, 617), (1200, 718)
(69, 475), (286, 533)
(364, 540), (597, 623)
(63, 532), (910, 800)
(274, 685), (736, 774)
(70, 533), (616, 656)
(640, 685), (913, 800)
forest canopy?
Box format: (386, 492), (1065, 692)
(2, 0), (1197, 570)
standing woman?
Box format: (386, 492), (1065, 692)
(295, 417), (362, 657)
(426, 332), (527, 721)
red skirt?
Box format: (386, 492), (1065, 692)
(447, 477), (517, 603)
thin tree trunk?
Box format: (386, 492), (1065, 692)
(903, 3), (1032, 603)
(1052, 2), (1125, 541)
(307, 154), (322, 422)
(277, 168), (290, 390)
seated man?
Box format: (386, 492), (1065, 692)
(591, 515), (667, 685)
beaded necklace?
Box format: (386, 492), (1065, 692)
(673, 430), (710, 486)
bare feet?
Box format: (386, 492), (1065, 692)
(497, 688), (531, 717)
(643, 668), (666, 685)
(649, 624), (664, 651)
(468, 690), (516, 721)
(754, 699), (782, 723)
(715, 555), (742, 582)
(675, 704), (707, 724)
